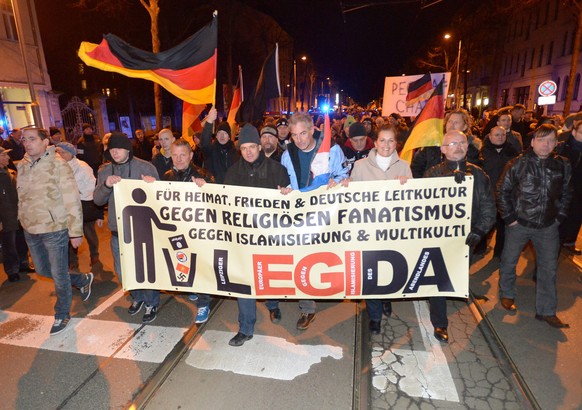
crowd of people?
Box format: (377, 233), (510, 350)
(0, 102), (579, 342)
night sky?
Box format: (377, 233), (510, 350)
(34, 0), (472, 106)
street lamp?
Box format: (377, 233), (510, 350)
(444, 33), (462, 108)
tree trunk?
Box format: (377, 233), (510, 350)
(141, 0), (162, 130)
(564, 5), (582, 117)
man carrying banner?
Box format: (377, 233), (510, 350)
(497, 124), (571, 328)
(162, 138), (215, 324)
(223, 124), (290, 346)
(424, 130), (496, 342)
(280, 112), (349, 330)
(94, 132), (161, 324)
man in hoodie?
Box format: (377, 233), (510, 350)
(17, 128), (93, 335)
(94, 131), (161, 324)
(200, 107), (239, 184)
(424, 130), (496, 342)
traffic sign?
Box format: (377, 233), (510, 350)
(538, 80), (557, 97)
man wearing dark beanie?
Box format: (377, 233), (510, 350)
(94, 131), (162, 324)
(223, 124), (290, 347)
(200, 107), (239, 183)
(342, 122), (374, 174)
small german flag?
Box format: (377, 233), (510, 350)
(78, 14), (217, 105)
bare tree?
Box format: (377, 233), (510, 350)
(75, 0), (163, 130)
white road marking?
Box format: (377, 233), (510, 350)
(0, 311), (187, 363)
(87, 288), (125, 317)
(185, 330), (343, 380)
(371, 300), (459, 402)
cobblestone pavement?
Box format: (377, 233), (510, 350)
(369, 299), (523, 410)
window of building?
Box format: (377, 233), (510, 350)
(574, 74), (580, 101)
(514, 86), (530, 105)
(556, 77), (561, 99)
(0, 1), (18, 41)
(509, 55), (513, 75)
(554, 0), (560, 20)
(538, 44), (544, 67)
(521, 50), (527, 77)
(547, 41), (553, 65)
(571, 31), (576, 54)
(562, 76), (569, 101)
(525, 13), (531, 40)
(535, 7), (540, 29)
(530, 47), (535, 69)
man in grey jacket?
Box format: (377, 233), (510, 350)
(94, 131), (161, 324)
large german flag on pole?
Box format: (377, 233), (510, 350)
(78, 13), (217, 105)
(400, 77), (445, 163)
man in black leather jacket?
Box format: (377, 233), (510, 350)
(424, 130), (496, 343)
(496, 124), (572, 328)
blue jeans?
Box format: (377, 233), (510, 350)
(237, 299), (279, 335)
(499, 222), (559, 316)
(299, 299), (316, 314)
(111, 233), (160, 307)
(24, 229), (87, 319)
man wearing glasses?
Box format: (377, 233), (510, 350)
(497, 124), (571, 328)
(423, 130), (496, 342)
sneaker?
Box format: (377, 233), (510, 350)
(195, 305), (210, 323)
(296, 313), (316, 330)
(80, 273), (94, 301)
(142, 305), (158, 324)
(50, 316), (70, 336)
(188, 293), (199, 302)
(128, 300), (145, 315)
(228, 332), (253, 347)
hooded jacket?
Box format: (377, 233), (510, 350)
(497, 151), (572, 229)
(94, 152), (159, 232)
(0, 166), (19, 232)
(16, 146), (83, 237)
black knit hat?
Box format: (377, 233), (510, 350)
(216, 122), (231, 138)
(349, 122), (367, 138)
(238, 124), (260, 145)
(108, 131), (132, 151)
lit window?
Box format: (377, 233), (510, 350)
(0, 1), (18, 41)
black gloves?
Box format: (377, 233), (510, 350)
(465, 232), (481, 247)
(453, 169), (465, 184)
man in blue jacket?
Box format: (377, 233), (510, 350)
(280, 112), (349, 330)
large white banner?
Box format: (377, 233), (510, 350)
(382, 72), (451, 117)
(114, 177), (473, 299)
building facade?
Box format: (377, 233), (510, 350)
(0, 0), (61, 133)
(466, 0), (580, 116)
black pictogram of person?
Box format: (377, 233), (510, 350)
(122, 188), (177, 283)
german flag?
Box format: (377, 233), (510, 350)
(406, 73), (433, 107)
(78, 14), (217, 105)
(400, 77), (445, 163)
